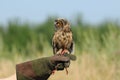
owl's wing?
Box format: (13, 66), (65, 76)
(52, 41), (56, 54)
(68, 31), (74, 54)
(68, 41), (74, 54)
(52, 34), (60, 55)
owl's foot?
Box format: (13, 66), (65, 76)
(52, 70), (56, 75)
(56, 49), (63, 54)
(61, 49), (69, 54)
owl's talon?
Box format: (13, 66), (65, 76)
(56, 53), (60, 56)
(61, 49), (69, 54)
(52, 70), (56, 75)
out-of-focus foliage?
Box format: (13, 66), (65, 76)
(0, 16), (120, 56)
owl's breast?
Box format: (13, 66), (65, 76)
(53, 31), (72, 49)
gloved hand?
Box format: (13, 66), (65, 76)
(50, 54), (76, 71)
(16, 54), (76, 80)
(50, 54), (70, 70)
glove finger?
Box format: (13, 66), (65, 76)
(63, 54), (77, 61)
(53, 55), (70, 62)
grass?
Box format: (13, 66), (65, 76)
(0, 51), (119, 80)
(0, 59), (16, 78)
(0, 17), (120, 80)
(50, 52), (119, 80)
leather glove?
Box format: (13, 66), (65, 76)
(16, 54), (76, 80)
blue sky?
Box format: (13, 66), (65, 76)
(0, 0), (120, 24)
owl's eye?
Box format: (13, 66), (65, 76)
(56, 22), (60, 26)
(55, 20), (63, 27)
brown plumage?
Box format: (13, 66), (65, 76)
(52, 18), (74, 75)
(52, 18), (74, 55)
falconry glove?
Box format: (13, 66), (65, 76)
(16, 54), (75, 80)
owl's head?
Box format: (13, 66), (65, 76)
(54, 18), (69, 30)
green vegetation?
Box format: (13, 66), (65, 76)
(0, 17), (120, 56)
(0, 16), (120, 79)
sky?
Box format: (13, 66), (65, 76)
(0, 0), (120, 25)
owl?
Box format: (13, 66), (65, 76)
(52, 18), (74, 55)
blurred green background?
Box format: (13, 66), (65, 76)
(0, 16), (120, 58)
(0, 16), (120, 80)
